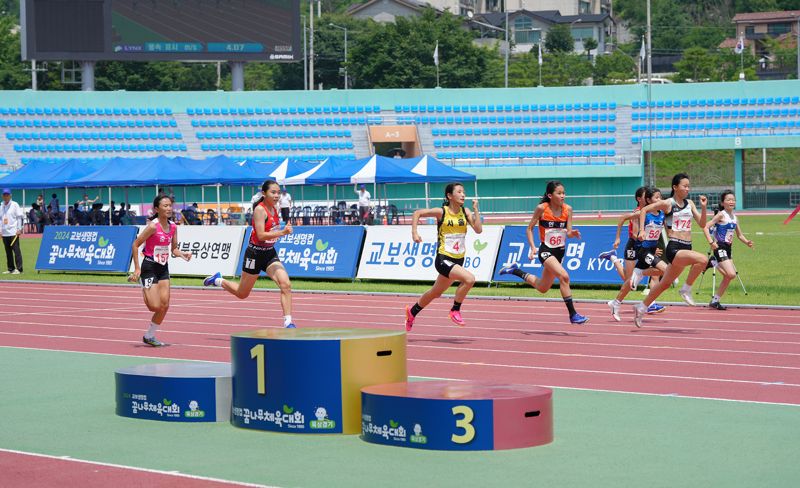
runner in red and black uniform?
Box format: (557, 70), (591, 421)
(203, 179), (297, 328)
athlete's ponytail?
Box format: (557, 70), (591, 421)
(634, 186), (647, 204)
(149, 193), (173, 221)
(540, 180), (563, 203)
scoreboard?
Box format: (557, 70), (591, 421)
(21, 0), (300, 61)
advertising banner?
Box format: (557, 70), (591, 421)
(237, 226), (365, 279)
(356, 225), (503, 282)
(168, 225), (246, 277)
(36, 226), (137, 272)
(492, 225), (624, 285)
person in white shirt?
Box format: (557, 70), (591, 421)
(1, 188), (24, 274)
(279, 189), (293, 223)
(355, 184), (371, 225)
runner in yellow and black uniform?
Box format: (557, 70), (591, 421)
(404, 183), (482, 331)
(499, 180), (589, 325)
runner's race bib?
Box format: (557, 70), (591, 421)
(724, 229), (734, 244)
(153, 245), (170, 265)
(644, 223), (662, 241)
(544, 228), (567, 248)
(444, 233), (466, 255)
(672, 217), (692, 232)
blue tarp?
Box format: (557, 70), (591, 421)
(0, 159), (106, 189)
(0, 155), (475, 189)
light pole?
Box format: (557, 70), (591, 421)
(329, 23), (348, 89)
(467, 10), (508, 88)
(646, 0), (654, 185)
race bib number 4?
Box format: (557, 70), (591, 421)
(444, 233), (466, 255)
(153, 245), (170, 265)
(544, 228), (567, 248)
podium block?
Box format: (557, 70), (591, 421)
(361, 381), (553, 450)
(230, 328), (406, 434)
(115, 362), (231, 422)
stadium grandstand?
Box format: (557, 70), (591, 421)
(2, 78), (800, 212)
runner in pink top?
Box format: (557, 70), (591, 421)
(129, 194), (192, 346)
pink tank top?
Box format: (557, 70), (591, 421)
(143, 220), (176, 265)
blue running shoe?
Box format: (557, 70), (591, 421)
(647, 303), (666, 314)
(499, 262), (520, 275)
(598, 249), (616, 261)
(570, 313), (590, 325)
(284, 323), (296, 329)
(203, 272), (221, 287)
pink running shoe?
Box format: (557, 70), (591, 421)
(405, 305), (415, 332)
(449, 310), (465, 326)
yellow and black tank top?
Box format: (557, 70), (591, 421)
(437, 205), (468, 259)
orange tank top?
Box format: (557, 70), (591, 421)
(538, 202), (570, 248)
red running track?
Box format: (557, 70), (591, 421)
(3, 282), (799, 406)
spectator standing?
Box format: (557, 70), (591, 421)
(49, 194), (61, 223)
(78, 194), (100, 213)
(279, 189), (293, 223)
(355, 184), (371, 225)
(1, 188), (24, 274)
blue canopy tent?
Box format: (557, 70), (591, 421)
(296, 155), (478, 217)
(394, 155), (477, 208)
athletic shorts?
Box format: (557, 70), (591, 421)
(635, 245), (662, 270)
(713, 242), (733, 263)
(624, 238), (640, 261)
(140, 256), (169, 289)
(242, 244), (281, 275)
(665, 239), (692, 263)
(434, 253), (465, 278)
(538, 244), (565, 265)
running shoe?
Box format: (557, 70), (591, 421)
(284, 323), (297, 329)
(142, 335), (166, 347)
(647, 303), (666, 314)
(203, 271), (221, 287)
(633, 303), (647, 328)
(10, 269), (20, 275)
(709, 301), (727, 311)
(630, 267), (643, 290)
(679, 289), (696, 306)
(449, 310), (465, 326)
(405, 305), (415, 332)
(570, 313), (590, 325)
(499, 262), (520, 275)
(607, 299), (621, 322)
(598, 249), (616, 261)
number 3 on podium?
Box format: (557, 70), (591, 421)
(451, 405), (476, 444)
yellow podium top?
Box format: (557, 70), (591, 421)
(232, 327), (405, 341)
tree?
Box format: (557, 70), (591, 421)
(544, 24), (573, 54)
(348, 9), (500, 88)
(593, 50), (637, 85)
(582, 38), (598, 59)
(673, 47), (716, 82)
(0, 15), (31, 89)
(540, 53), (592, 86)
